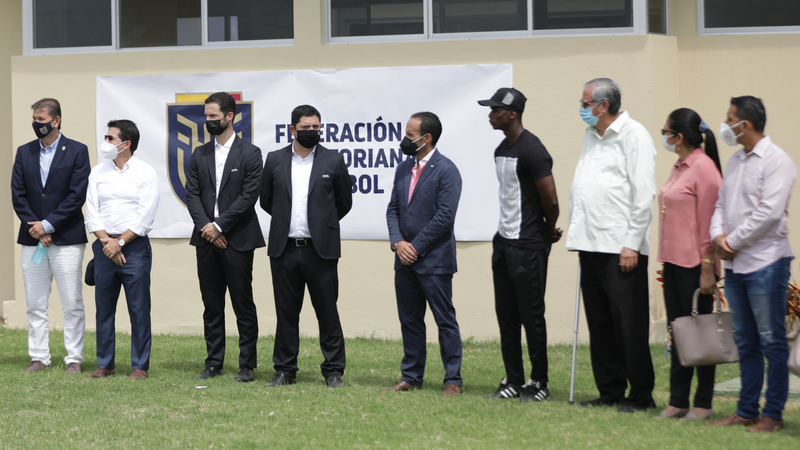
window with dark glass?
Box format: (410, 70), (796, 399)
(533, 0), (632, 30)
(647, 0), (665, 34)
(119, 0), (201, 48)
(207, 0), (293, 41)
(33, 0), (112, 48)
(330, 0), (424, 37)
(704, 0), (800, 29)
(432, 0), (527, 34)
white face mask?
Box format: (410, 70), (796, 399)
(718, 121), (744, 147)
(99, 141), (125, 160)
(661, 135), (677, 153)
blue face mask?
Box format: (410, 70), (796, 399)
(579, 106), (602, 126)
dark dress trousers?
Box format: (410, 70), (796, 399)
(259, 144), (352, 377)
(386, 150), (463, 387)
(185, 136), (265, 370)
(12, 135), (91, 246)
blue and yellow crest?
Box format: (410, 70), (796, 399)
(166, 93), (253, 206)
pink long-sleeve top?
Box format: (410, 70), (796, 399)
(658, 149), (723, 276)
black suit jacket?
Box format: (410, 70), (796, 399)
(259, 144), (352, 259)
(185, 135), (266, 252)
(11, 135), (91, 246)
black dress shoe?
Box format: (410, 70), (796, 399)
(578, 397), (622, 407)
(266, 372), (296, 387)
(234, 366), (255, 383)
(326, 372), (344, 388)
(193, 366), (224, 380)
(618, 399), (657, 413)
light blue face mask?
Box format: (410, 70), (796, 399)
(579, 106), (601, 126)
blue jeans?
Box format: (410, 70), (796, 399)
(725, 257), (791, 422)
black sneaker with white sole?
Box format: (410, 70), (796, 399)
(520, 379), (550, 402)
(489, 377), (522, 399)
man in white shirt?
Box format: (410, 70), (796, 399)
(566, 78), (657, 412)
(84, 119), (160, 380)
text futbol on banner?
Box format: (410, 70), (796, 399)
(96, 64), (512, 240)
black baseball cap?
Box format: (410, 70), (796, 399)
(478, 87), (526, 113)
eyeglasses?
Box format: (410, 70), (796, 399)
(660, 129), (677, 136)
(579, 100), (596, 108)
(103, 135), (120, 141)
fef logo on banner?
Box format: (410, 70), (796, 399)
(166, 92), (253, 206)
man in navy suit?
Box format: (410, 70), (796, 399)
(11, 98), (90, 374)
(384, 112), (464, 397)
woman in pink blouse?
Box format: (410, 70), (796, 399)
(657, 108), (723, 421)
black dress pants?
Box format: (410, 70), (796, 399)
(492, 237), (550, 386)
(196, 244), (258, 370)
(662, 262), (716, 409)
(270, 241), (345, 378)
(579, 251), (655, 406)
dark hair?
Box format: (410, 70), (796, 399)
(411, 111), (443, 147)
(291, 105), (321, 127)
(667, 108), (721, 173)
(107, 119), (140, 152)
(730, 96), (766, 133)
(31, 98), (62, 129)
(586, 78), (621, 115)
(205, 92), (237, 118)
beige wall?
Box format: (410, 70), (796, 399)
(2, 1), (797, 346)
(0, 1), (22, 318)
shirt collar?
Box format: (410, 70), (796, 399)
(39, 132), (62, 152)
(749, 135), (772, 158)
(214, 133), (236, 150)
(604, 111), (629, 135)
(416, 148), (436, 166)
(111, 154), (136, 172)
(676, 148), (703, 168)
(292, 144), (316, 160)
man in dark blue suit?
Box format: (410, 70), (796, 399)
(384, 112), (464, 397)
(11, 98), (90, 374)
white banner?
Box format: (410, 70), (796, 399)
(96, 64), (512, 240)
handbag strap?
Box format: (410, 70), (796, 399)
(691, 287), (723, 315)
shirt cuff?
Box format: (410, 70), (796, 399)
(622, 234), (642, 253)
(213, 222), (222, 233)
(42, 220), (55, 234)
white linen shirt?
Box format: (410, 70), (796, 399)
(85, 155), (160, 236)
(287, 145), (315, 238)
(565, 111), (657, 256)
(709, 135), (796, 274)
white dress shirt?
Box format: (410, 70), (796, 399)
(212, 134), (235, 232)
(288, 145), (315, 238)
(710, 135), (796, 274)
(85, 155), (160, 236)
(565, 111), (657, 255)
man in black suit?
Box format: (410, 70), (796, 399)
(259, 104), (353, 388)
(185, 92), (265, 382)
(11, 98), (90, 374)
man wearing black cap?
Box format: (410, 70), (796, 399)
(478, 87), (561, 402)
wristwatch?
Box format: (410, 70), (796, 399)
(118, 238), (126, 247)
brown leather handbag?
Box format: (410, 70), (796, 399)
(670, 288), (739, 367)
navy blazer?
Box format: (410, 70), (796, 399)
(11, 135), (91, 246)
(386, 150), (462, 275)
(185, 136), (266, 252)
(259, 144), (353, 260)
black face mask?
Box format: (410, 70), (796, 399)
(295, 129), (321, 149)
(399, 135), (425, 156)
(206, 118), (228, 136)
(33, 121), (54, 140)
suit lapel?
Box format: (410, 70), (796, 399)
(218, 137), (242, 193)
(282, 146), (293, 200)
(408, 151), (439, 205)
(31, 142), (43, 188)
(205, 141), (216, 188)
(307, 145), (325, 194)
(44, 135), (67, 188)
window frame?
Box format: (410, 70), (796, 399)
(327, 0), (660, 44)
(23, 0), (293, 56)
(697, 0), (800, 36)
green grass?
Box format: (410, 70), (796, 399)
(0, 328), (797, 449)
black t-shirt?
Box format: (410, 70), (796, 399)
(493, 129), (553, 249)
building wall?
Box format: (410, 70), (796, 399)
(0, 1), (22, 318)
(2, 1), (797, 346)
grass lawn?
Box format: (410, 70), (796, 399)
(0, 328), (797, 449)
